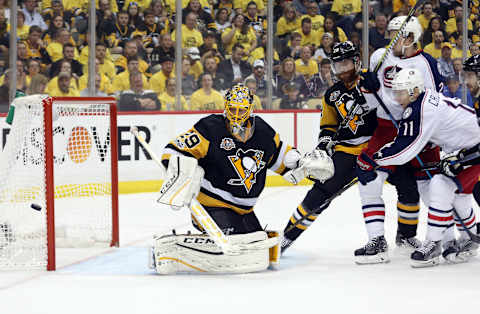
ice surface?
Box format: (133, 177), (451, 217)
(1, 185), (479, 314)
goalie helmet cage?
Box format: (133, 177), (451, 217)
(0, 96), (119, 271)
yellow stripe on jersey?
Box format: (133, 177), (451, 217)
(170, 127), (210, 160)
(320, 97), (339, 132)
(334, 142), (369, 156)
(197, 192), (254, 215)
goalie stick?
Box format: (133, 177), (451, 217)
(129, 127), (279, 254)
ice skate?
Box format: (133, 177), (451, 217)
(411, 240), (442, 268)
(395, 232), (421, 255)
(354, 236), (389, 264)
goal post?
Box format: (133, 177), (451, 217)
(0, 95), (119, 271)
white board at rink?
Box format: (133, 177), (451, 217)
(0, 110), (321, 193)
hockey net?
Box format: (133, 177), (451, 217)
(0, 95), (119, 270)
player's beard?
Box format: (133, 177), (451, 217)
(338, 69), (357, 87)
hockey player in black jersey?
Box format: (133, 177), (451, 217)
(149, 85), (334, 274)
(463, 55), (480, 237)
(281, 41), (379, 253)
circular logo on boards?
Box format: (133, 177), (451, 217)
(67, 126), (92, 163)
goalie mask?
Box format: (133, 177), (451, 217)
(330, 41), (361, 86)
(224, 84), (255, 142)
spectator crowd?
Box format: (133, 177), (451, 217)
(0, 0), (478, 112)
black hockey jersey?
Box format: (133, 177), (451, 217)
(162, 114), (293, 215)
(320, 81), (377, 155)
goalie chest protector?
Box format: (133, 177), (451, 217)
(164, 114), (289, 214)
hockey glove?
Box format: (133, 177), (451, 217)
(439, 156), (464, 177)
(317, 135), (336, 157)
(358, 69), (380, 93)
(356, 152), (378, 185)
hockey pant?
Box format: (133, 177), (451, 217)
(284, 151), (357, 242)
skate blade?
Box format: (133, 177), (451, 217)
(410, 256), (440, 268)
(355, 252), (390, 265)
(446, 250), (478, 264)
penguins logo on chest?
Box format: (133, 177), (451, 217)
(227, 149), (266, 193)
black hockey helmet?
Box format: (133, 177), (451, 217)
(330, 41), (360, 63)
(330, 41), (361, 84)
(463, 55), (480, 73)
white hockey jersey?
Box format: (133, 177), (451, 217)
(375, 89), (480, 166)
(365, 49), (444, 120)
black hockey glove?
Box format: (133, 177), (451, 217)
(317, 135), (335, 157)
(358, 69), (380, 93)
(439, 156), (464, 177)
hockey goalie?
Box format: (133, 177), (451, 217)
(141, 84), (335, 274)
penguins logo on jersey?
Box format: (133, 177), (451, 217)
(336, 93), (368, 134)
(383, 65), (402, 88)
(227, 149), (266, 193)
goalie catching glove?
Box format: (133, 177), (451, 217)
(157, 155), (204, 210)
(283, 149), (335, 184)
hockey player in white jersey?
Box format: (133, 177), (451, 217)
(354, 16), (444, 264)
(373, 68), (480, 267)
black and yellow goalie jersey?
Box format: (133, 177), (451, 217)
(162, 114), (293, 215)
(320, 81), (378, 155)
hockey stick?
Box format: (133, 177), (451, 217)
(130, 127), (279, 254)
(284, 178), (358, 236)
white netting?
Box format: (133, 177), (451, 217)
(0, 95), (115, 270)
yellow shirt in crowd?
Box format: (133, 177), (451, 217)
(445, 18), (473, 34)
(111, 71), (150, 93)
(233, 0), (264, 11)
(115, 55), (150, 76)
(417, 13), (437, 30)
(423, 43), (442, 59)
(221, 27), (257, 54)
(45, 76), (79, 95)
(172, 25), (204, 48)
(451, 47), (471, 59)
(295, 58), (319, 77)
(149, 71), (175, 96)
(276, 17), (301, 36)
(299, 29), (321, 47)
(301, 14), (325, 31)
(158, 92), (188, 111)
(331, 0), (362, 16)
(189, 88), (224, 110)
(78, 73), (113, 95)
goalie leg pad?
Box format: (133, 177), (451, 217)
(151, 232), (272, 274)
